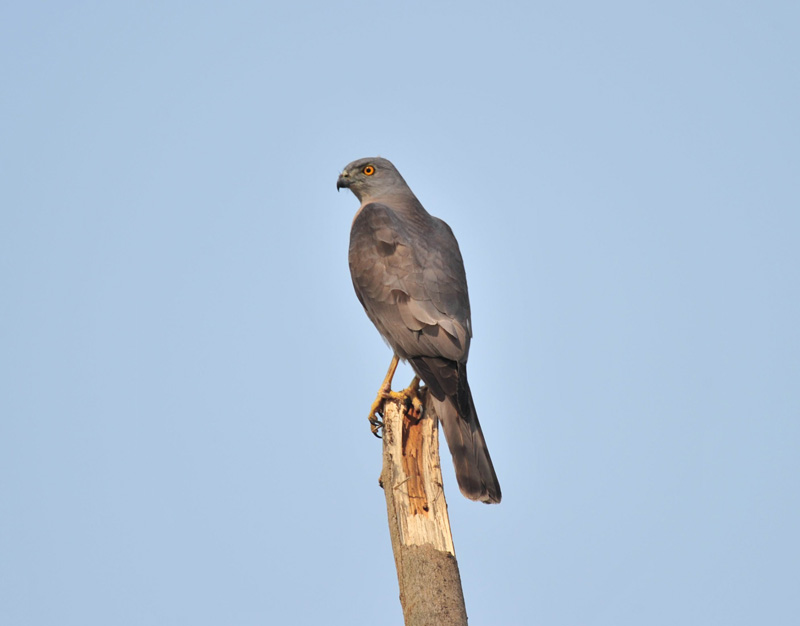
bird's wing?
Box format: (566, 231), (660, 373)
(349, 202), (471, 363)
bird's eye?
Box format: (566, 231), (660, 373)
(363, 165), (375, 176)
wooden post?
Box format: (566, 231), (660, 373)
(379, 394), (469, 626)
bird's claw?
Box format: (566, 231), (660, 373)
(367, 391), (389, 438)
(405, 392), (424, 422)
(366, 377), (424, 438)
(369, 414), (384, 438)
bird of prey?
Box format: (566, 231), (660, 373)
(337, 157), (501, 504)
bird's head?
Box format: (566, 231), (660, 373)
(336, 157), (409, 203)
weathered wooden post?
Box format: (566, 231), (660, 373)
(379, 394), (468, 626)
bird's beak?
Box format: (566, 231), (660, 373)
(336, 172), (351, 191)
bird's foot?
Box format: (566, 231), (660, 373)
(368, 413), (384, 437)
(403, 377), (424, 422)
(368, 377), (424, 438)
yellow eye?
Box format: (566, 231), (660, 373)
(363, 165), (375, 176)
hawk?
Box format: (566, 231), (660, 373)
(338, 157), (501, 504)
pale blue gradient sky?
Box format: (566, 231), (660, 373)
(2, 2), (798, 625)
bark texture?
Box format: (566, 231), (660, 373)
(379, 396), (468, 626)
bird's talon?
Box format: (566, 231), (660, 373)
(369, 414), (384, 438)
(405, 393), (424, 421)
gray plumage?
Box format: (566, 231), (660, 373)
(338, 157), (501, 504)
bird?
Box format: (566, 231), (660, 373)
(337, 157), (501, 504)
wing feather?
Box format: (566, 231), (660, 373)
(349, 202), (470, 362)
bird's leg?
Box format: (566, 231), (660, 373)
(367, 356), (424, 437)
(368, 354), (399, 436)
(404, 376), (424, 422)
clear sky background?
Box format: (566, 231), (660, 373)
(2, 2), (798, 625)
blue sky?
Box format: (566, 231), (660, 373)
(2, 2), (798, 625)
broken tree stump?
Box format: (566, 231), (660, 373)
(378, 394), (468, 626)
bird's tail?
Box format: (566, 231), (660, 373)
(429, 377), (501, 504)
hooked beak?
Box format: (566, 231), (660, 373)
(336, 172), (351, 191)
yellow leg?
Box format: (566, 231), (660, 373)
(367, 356), (423, 437)
(378, 355), (401, 398)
